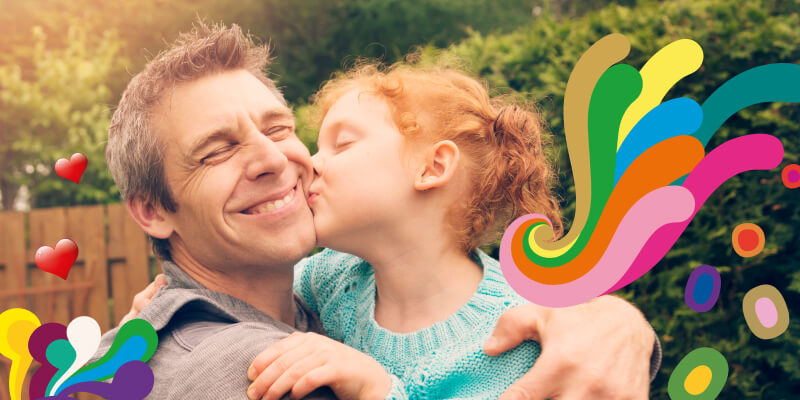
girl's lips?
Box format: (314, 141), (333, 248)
(307, 192), (319, 204)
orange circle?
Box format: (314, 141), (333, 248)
(781, 164), (800, 189)
(732, 223), (765, 258)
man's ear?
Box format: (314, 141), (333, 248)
(126, 197), (175, 239)
(414, 140), (460, 191)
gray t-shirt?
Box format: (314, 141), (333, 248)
(92, 261), (336, 399)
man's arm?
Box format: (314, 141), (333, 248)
(484, 295), (657, 400)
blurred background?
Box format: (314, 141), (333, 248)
(0, 0), (798, 398)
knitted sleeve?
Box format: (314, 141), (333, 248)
(293, 249), (366, 341)
(294, 257), (321, 315)
(294, 249), (354, 313)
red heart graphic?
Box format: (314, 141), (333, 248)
(35, 239), (79, 280)
(54, 153), (88, 184)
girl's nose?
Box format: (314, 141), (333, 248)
(310, 153), (324, 177)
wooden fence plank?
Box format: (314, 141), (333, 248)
(0, 212), (27, 400)
(108, 203), (151, 325)
(66, 205), (110, 331)
(28, 207), (70, 326)
(0, 212), (27, 310)
(106, 203), (126, 261)
(0, 360), (9, 400)
(108, 204), (129, 325)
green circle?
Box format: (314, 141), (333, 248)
(668, 347), (729, 400)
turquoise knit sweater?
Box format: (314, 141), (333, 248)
(294, 248), (541, 399)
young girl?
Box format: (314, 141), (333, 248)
(245, 63), (564, 400)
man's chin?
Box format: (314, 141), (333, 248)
(244, 240), (314, 269)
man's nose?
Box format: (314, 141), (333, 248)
(244, 130), (288, 180)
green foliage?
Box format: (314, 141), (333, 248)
(212, 0), (539, 103)
(294, 104), (320, 155)
(430, 0), (799, 397)
(0, 25), (124, 209)
(1, 0), (540, 105)
(0, 0), (539, 204)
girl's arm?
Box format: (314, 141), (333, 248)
(247, 332), (405, 400)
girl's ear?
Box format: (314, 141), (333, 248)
(126, 197), (175, 239)
(414, 140), (460, 191)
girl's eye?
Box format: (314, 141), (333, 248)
(335, 136), (355, 150)
(336, 140), (353, 148)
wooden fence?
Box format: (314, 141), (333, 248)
(0, 203), (155, 400)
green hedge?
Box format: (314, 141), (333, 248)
(431, 0), (799, 398)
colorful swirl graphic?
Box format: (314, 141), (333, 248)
(499, 34), (798, 307)
(0, 309), (157, 400)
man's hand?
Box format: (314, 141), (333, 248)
(117, 274), (167, 326)
(247, 332), (392, 400)
(484, 295), (654, 400)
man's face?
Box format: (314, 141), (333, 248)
(152, 69), (315, 273)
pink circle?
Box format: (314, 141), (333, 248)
(755, 297), (778, 328)
(789, 169), (800, 182)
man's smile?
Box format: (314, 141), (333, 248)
(235, 182), (305, 220)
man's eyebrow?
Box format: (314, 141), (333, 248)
(188, 128), (235, 159)
(260, 108), (294, 124)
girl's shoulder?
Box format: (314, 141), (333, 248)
(472, 249), (529, 309)
(295, 248), (371, 282)
(293, 249), (372, 315)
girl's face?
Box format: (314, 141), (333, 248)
(309, 89), (418, 252)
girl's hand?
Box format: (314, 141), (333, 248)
(247, 332), (392, 400)
(118, 274), (167, 326)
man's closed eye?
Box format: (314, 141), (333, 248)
(201, 144), (237, 164)
(264, 125), (292, 140)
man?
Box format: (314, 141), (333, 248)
(98, 21), (661, 399)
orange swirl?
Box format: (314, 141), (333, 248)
(511, 135), (705, 284)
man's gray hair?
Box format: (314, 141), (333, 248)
(106, 20), (285, 260)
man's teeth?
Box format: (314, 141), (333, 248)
(247, 190), (294, 214)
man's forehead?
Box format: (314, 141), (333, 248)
(151, 70), (294, 142)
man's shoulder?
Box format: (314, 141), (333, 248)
(177, 319), (295, 352)
(92, 296), (327, 398)
(150, 320), (333, 399)
(93, 318), (290, 370)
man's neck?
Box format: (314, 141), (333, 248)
(168, 245), (297, 327)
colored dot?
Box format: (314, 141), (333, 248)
(693, 274), (714, 304)
(684, 265), (721, 312)
(732, 223), (765, 258)
(755, 297), (778, 328)
(668, 347), (728, 400)
(684, 365), (712, 395)
(782, 164), (800, 189)
(737, 229), (758, 251)
(743, 285), (790, 339)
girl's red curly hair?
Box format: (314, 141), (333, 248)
(313, 61), (563, 252)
